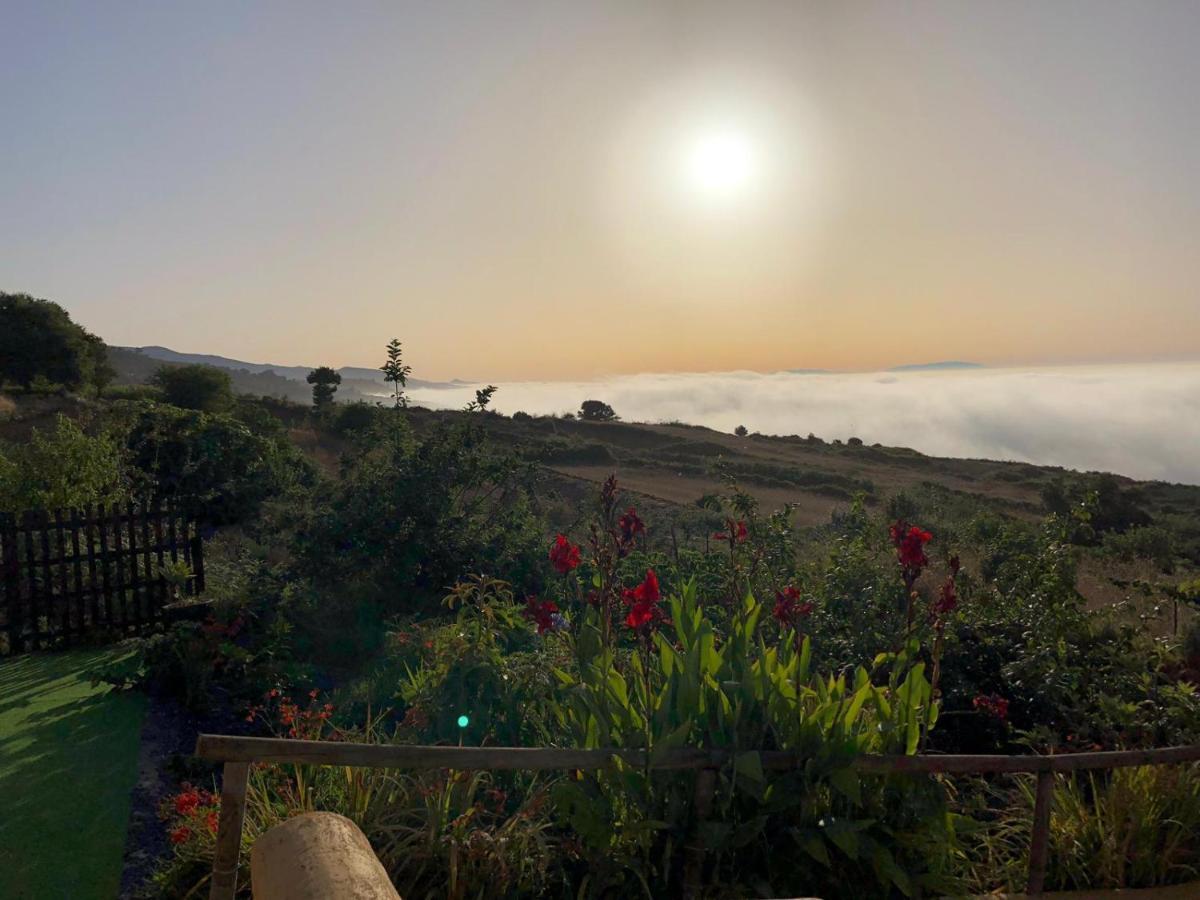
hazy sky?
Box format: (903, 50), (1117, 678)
(4, 1), (1198, 380)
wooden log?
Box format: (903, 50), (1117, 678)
(250, 813), (400, 900)
(209, 762), (250, 900)
(1027, 770), (1055, 895)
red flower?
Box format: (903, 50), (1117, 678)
(523, 596), (560, 635)
(890, 520), (932, 574)
(622, 569), (664, 630)
(174, 787), (201, 817)
(549, 534), (581, 574)
(205, 810), (220, 835)
(617, 508), (645, 548)
(972, 693), (1009, 722)
(169, 826), (193, 845)
(773, 585), (813, 626)
(934, 577), (958, 616)
(713, 519), (748, 545)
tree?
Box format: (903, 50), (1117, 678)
(306, 366), (341, 409)
(734, 425), (748, 437)
(0, 415), (126, 512)
(0, 292), (111, 392)
(579, 400), (617, 422)
(466, 385), (498, 412)
(381, 338), (412, 408)
(122, 402), (310, 524)
(151, 364), (234, 413)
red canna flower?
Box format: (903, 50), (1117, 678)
(713, 519), (748, 545)
(934, 577), (958, 616)
(773, 585), (813, 626)
(972, 693), (1009, 722)
(169, 826), (193, 845)
(622, 569), (664, 630)
(617, 507), (645, 551)
(522, 596), (561, 635)
(549, 534), (581, 574)
(890, 520), (932, 575)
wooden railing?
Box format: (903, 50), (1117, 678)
(195, 734), (1200, 900)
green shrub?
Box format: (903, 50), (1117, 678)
(294, 416), (545, 613)
(120, 401), (310, 524)
(0, 414), (126, 512)
(151, 364), (234, 413)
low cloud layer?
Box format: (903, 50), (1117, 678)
(406, 363), (1200, 484)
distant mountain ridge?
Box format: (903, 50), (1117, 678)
(125, 346), (460, 390)
(888, 361), (983, 372)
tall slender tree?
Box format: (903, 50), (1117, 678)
(306, 366), (341, 410)
(381, 338), (412, 408)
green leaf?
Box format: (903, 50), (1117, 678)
(829, 767), (861, 804)
(792, 830), (831, 867)
(734, 750), (765, 783)
(823, 819), (860, 860)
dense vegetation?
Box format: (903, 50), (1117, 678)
(3, 300), (1200, 897)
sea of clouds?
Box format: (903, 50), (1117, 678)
(404, 363), (1200, 485)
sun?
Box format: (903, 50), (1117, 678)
(684, 130), (757, 200)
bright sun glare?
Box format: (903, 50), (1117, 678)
(684, 131), (757, 199)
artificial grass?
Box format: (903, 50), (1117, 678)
(0, 647), (146, 899)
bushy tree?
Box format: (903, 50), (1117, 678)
(0, 415), (126, 512)
(306, 366), (341, 409)
(152, 364), (234, 413)
(295, 416), (544, 608)
(579, 399), (617, 421)
(0, 292), (112, 392)
(734, 424), (748, 437)
(120, 402), (309, 524)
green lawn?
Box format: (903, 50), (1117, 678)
(0, 648), (146, 899)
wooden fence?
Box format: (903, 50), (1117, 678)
(195, 734), (1200, 900)
(0, 501), (205, 654)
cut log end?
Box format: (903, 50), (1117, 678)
(250, 812), (400, 900)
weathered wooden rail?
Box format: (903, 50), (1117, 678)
(195, 734), (1200, 900)
(0, 500), (205, 654)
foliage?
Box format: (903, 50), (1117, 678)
(294, 415), (545, 613)
(119, 401), (310, 524)
(1101, 524), (1175, 573)
(734, 425), (748, 437)
(0, 292), (113, 392)
(961, 765), (1200, 893)
(579, 400), (618, 421)
(306, 366), (341, 409)
(0, 414), (126, 512)
(381, 338), (412, 408)
(466, 384), (498, 412)
(151, 363), (234, 414)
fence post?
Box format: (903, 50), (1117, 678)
(190, 519), (206, 594)
(682, 766), (717, 900)
(1, 512), (21, 653)
(1026, 769), (1055, 895)
(209, 761), (250, 900)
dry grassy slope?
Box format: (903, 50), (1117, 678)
(511, 416), (1050, 526)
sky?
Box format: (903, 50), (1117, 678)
(3, 1), (1199, 381)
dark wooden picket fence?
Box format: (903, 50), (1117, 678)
(0, 500), (205, 655)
